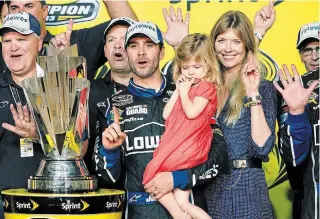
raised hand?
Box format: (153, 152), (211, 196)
(254, 0), (276, 37)
(162, 6), (190, 49)
(241, 52), (260, 97)
(2, 103), (38, 139)
(50, 19), (73, 51)
(273, 64), (319, 115)
(102, 106), (127, 149)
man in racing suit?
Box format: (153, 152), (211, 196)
(94, 21), (229, 218)
(275, 22), (319, 219)
(276, 67), (319, 219)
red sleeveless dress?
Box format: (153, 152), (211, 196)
(143, 81), (217, 185)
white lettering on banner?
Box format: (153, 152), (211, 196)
(46, 0), (99, 26)
(15, 199), (39, 211)
(106, 201), (118, 209)
(62, 200), (81, 212)
(16, 202), (31, 210)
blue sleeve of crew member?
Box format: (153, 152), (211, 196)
(98, 146), (121, 182)
(284, 111), (312, 165)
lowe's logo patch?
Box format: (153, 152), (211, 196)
(46, 0), (99, 26)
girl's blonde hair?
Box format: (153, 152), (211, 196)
(210, 11), (265, 126)
(173, 33), (222, 90)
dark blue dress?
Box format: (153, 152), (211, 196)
(204, 80), (276, 219)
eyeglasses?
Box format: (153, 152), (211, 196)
(301, 46), (320, 56)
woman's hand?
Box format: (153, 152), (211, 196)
(241, 52), (260, 97)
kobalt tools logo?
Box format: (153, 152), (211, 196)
(16, 199), (39, 211)
(46, 0), (99, 26)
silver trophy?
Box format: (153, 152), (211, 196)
(21, 53), (97, 193)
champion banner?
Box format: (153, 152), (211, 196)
(45, 1), (318, 219)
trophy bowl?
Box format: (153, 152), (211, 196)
(21, 55), (97, 193)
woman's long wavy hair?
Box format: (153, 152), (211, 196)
(210, 11), (265, 126)
(173, 33), (222, 91)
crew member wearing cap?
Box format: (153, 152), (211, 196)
(84, 17), (135, 174)
(0, 12), (44, 219)
(3, 0), (138, 80)
(94, 21), (228, 219)
(275, 22), (319, 219)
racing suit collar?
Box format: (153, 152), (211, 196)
(127, 74), (167, 97)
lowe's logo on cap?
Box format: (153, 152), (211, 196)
(296, 22), (320, 49)
(0, 12), (41, 37)
(103, 17), (136, 40)
(125, 22), (163, 47)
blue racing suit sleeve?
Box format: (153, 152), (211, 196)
(172, 171), (188, 189)
(93, 97), (122, 185)
(96, 146), (121, 183)
(280, 110), (312, 166)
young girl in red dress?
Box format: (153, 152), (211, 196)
(143, 33), (221, 219)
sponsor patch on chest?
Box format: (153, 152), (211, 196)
(126, 105), (148, 115)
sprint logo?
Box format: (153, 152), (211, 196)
(106, 201), (118, 209)
(16, 199), (39, 211)
(80, 200), (89, 211)
(46, 0), (99, 26)
(61, 199), (89, 212)
(106, 198), (122, 209)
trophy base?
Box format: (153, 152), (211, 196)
(2, 188), (125, 219)
(28, 159), (98, 193)
(28, 175), (97, 193)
